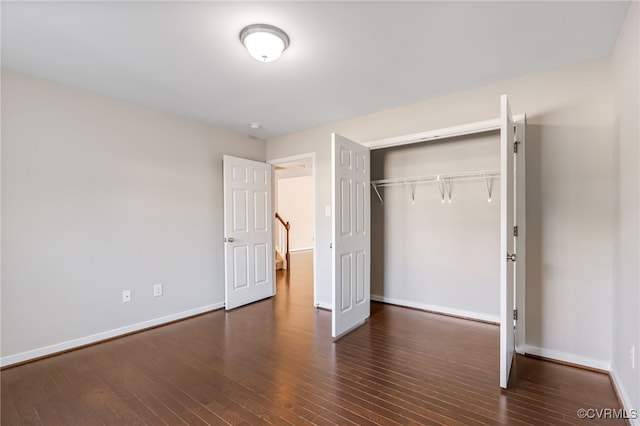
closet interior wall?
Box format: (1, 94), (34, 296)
(371, 132), (501, 322)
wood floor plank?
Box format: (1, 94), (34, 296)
(1, 251), (625, 425)
(118, 357), (225, 425)
(0, 388), (23, 426)
(5, 371), (44, 425)
(223, 358), (382, 425)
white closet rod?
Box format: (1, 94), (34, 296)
(372, 170), (500, 187)
(371, 169), (500, 204)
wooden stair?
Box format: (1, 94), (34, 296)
(275, 251), (285, 270)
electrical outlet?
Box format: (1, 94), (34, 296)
(631, 345), (636, 370)
(153, 283), (163, 297)
(122, 290), (131, 303)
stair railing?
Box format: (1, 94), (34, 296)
(275, 212), (291, 270)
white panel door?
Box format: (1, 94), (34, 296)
(500, 95), (516, 388)
(331, 133), (370, 339)
(223, 155), (274, 310)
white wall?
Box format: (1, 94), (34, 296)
(611, 1), (640, 419)
(267, 57), (614, 369)
(276, 175), (314, 251)
(371, 134), (501, 322)
(1, 70), (265, 365)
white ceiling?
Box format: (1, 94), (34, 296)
(1, 1), (630, 140)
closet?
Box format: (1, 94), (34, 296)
(370, 133), (502, 323)
(331, 95), (525, 388)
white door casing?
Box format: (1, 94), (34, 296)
(332, 133), (371, 339)
(269, 153), (319, 308)
(514, 118), (526, 355)
(500, 95), (516, 388)
(360, 96), (525, 388)
(223, 155), (274, 310)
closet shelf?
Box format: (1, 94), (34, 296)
(371, 169), (500, 204)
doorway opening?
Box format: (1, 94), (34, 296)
(269, 153), (317, 307)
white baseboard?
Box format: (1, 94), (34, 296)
(523, 344), (611, 371)
(370, 296), (614, 373)
(609, 369), (640, 425)
(291, 247), (313, 253)
(371, 294), (499, 324)
(0, 303), (224, 368)
(314, 301), (332, 311)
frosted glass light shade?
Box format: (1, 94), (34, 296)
(240, 24), (290, 63)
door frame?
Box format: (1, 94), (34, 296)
(268, 153), (318, 307)
(514, 119), (526, 355)
(361, 104), (527, 387)
(362, 113), (526, 355)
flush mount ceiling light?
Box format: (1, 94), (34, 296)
(239, 24), (289, 62)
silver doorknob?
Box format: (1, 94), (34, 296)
(225, 237), (235, 243)
(507, 253), (516, 262)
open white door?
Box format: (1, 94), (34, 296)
(500, 95), (516, 388)
(331, 133), (371, 339)
(223, 155), (274, 310)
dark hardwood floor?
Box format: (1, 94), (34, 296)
(2, 250), (624, 425)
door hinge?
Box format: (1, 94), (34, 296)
(513, 141), (519, 154)
(513, 225), (518, 237)
(513, 309), (518, 321)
